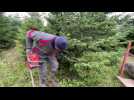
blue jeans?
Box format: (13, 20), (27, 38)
(39, 56), (59, 86)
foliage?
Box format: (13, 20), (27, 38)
(1, 12), (134, 86)
(0, 16), (20, 50)
(44, 12), (125, 86)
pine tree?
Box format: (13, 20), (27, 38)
(0, 15), (20, 50)
(44, 12), (118, 73)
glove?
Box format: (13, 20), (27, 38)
(26, 49), (32, 62)
(26, 49), (31, 54)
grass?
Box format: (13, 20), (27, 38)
(0, 47), (33, 87)
(0, 44), (124, 87)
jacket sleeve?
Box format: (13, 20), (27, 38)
(26, 37), (33, 53)
(26, 30), (34, 53)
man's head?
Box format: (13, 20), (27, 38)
(54, 36), (68, 51)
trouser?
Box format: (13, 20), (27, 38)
(39, 56), (59, 87)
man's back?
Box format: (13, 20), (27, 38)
(26, 30), (57, 57)
(27, 30), (56, 41)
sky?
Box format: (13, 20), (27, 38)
(4, 12), (31, 19)
(5, 12), (134, 17)
(4, 12), (50, 18)
(107, 12), (134, 19)
(4, 12), (50, 26)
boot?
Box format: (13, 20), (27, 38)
(39, 83), (47, 87)
(51, 78), (59, 87)
(51, 71), (60, 87)
(39, 75), (48, 87)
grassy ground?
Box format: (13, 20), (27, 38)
(0, 45), (42, 87)
(0, 45), (125, 87)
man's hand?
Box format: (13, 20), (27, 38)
(26, 49), (31, 54)
(26, 49), (31, 61)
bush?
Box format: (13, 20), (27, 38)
(59, 49), (123, 86)
(0, 16), (20, 50)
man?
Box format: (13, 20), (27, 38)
(26, 28), (68, 87)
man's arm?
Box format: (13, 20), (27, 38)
(26, 30), (34, 54)
(26, 36), (33, 54)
